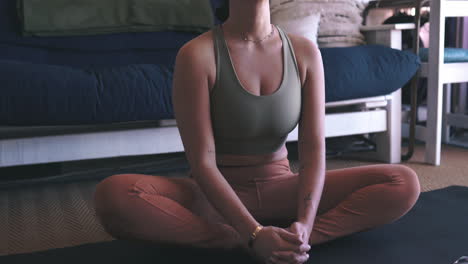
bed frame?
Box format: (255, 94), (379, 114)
(0, 24), (410, 168)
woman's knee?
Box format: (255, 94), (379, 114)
(94, 174), (140, 218)
(386, 164), (421, 212)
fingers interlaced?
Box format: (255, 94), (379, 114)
(277, 230), (311, 253)
(277, 229), (303, 245)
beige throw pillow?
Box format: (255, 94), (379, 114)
(271, 6), (321, 45)
(271, 0), (367, 47)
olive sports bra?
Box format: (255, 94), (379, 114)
(210, 24), (302, 155)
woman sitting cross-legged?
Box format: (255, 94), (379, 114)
(94, 1), (421, 263)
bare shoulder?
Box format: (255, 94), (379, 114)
(285, 33), (323, 84)
(175, 30), (216, 72)
(174, 30), (217, 91)
(286, 33), (322, 63)
(283, 32), (324, 89)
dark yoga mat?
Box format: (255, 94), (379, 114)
(2, 186), (468, 264)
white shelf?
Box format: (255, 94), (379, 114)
(420, 62), (468, 83)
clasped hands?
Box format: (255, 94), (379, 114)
(251, 222), (312, 264)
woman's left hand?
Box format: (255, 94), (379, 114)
(287, 221), (311, 247)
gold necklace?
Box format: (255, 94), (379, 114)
(242, 24), (274, 44)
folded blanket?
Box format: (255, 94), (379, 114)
(17, 0), (214, 37)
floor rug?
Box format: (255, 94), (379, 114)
(1, 186), (467, 264)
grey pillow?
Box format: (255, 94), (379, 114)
(18, 0), (214, 37)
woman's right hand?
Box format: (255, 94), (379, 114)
(251, 226), (311, 264)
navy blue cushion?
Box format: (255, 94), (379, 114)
(0, 60), (174, 125)
(0, 42), (179, 68)
(0, 45), (421, 126)
(321, 45), (421, 102)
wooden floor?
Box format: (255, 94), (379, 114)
(0, 143), (467, 256)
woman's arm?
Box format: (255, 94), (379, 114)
(295, 40), (326, 234)
(172, 38), (262, 245)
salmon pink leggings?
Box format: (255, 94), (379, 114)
(93, 158), (420, 249)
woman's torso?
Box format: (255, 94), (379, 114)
(198, 24), (307, 167)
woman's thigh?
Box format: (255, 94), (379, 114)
(316, 164), (419, 215)
(94, 173), (229, 229)
(255, 164), (419, 222)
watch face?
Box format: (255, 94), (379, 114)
(454, 256), (468, 264)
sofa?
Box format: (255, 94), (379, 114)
(0, 0), (420, 167)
